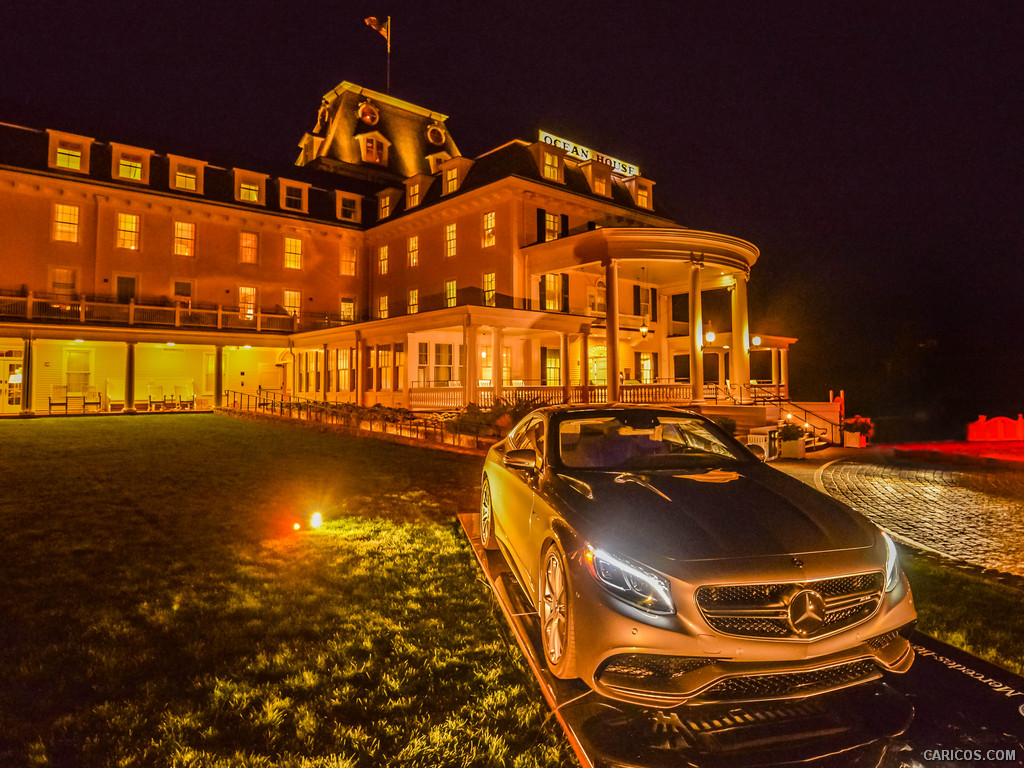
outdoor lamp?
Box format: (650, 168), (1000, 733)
(639, 317), (649, 338)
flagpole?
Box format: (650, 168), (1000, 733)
(386, 16), (391, 93)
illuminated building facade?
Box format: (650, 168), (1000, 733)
(0, 81), (810, 424)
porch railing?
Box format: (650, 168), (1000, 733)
(0, 290), (348, 334)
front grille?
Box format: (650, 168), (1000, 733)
(866, 630), (900, 650)
(695, 660), (881, 703)
(695, 572), (884, 640)
(596, 653), (713, 694)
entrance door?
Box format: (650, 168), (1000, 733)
(0, 351), (24, 414)
(116, 276), (137, 303)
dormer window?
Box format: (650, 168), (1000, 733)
(279, 180), (310, 213)
(233, 170), (269, 205)
(337, 192), (361, 222)
(444, 167), (458, 194)
(380, 197), (391, 218)
(376, 188), (401, 220)
(357, 131), (392, 166)
(594, 176), (608, 195)
(404, 174), (433, 209)
(542, 152), (559, 181)
(47, 130), (93, 174)
(176, 165), (197, 190)
(57, 143), (82, 170)
(111, 143), (153, 184)
(169, 155), (206, 194)
(625, 175), (655, 209)
(408, 183), (420, 207)
(118, 155), (143, 181)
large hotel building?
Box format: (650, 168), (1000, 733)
(0, 81), (832, 432)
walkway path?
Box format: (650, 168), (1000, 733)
(774, 448), (1024, 578)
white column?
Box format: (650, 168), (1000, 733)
(730, 273), (751, 403)
(491, 327), (504, 403)
(559, 331), (570, 403)
(658, 291), (671, 382)
(605, 260), (620, 402)
(464, 320), (478, 406)
(688, 262), (705, 404)
(580, 330), (590, 403)
(780, 348), (789, 398)
(20, 337), (34, 415)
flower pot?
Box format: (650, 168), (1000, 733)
(781, 438), (806, 459)
(843, 432), (867, 448)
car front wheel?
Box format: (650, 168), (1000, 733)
(480, 477), (498, 550)
(540, 544), (576, 679)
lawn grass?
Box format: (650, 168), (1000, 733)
(0, 414), (577, 768)
(900, 550), (1024, 676)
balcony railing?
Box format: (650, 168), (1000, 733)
(0, 290), (350, 334)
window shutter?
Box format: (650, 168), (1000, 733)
(540, 346), (548, 385)
(538, 276), (546, 311)
(560, 214), (569, 238)
(350, 347), (357, 392)
(536, 208), (546, 243)
(652, 352), (659, 381)
(650, 288), (658, 322)
(634, 352), (641, 382)
(560, 273), (569, 313)
(633, 284), (642, 316)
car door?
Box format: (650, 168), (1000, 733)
(496, 415), (544, 593)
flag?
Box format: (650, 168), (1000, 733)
(364, 16), (390, 45)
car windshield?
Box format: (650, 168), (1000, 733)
(557, 415), (742, 470)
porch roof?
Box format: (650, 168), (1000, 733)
(524, 227), (759, 288)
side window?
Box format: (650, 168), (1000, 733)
(510, 416), (545, 463)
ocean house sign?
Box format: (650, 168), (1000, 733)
(539, 130), (640, 178)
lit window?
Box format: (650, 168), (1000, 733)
(51, 268), (76, 296)
(339, 297), (355, 322)
(240, 183), (259, 202)
(408, 235), (419, 267)
(56, 143), (82, 170)
(284, 186), (304, 210)
(483, 272), (496, 307)
(284, 290), (301, 317)
(53, 204), (79, 243)
(434, 343), (453, 383)
(639, 352), (654, 384)
(173, 221), (195, 257)
(365, 137), (385, 164)
(239, 232), (258, 264)
(238, 286), (256, 318)
(175, 165), (197, 190)
(543, 274), (560, 311)
(66, 349), (91, 394)
(445, 279), (457, 308)
(378, 245), (389, 275)
(379, 196), (391, 219)
(544, 348), (561, 384)
(594, 176), (608, 195)
(408, 289), (418, 314)
(637, 185), (650, 208)
(116, 212), (140, 250)
(545, 212), (561, 242)
(340, 246), (356, 276)
(445, 222), (456, 257)
(482, 211), (496, 247)
(378, 346), (393, 390)
(339, 196), (358, 221)
(543, 152), (559, 180)
(118, 154), (143, 181)
(408, 183), (420, 207)
(284, 237), (302, 269)
(445, 167), (458, 194)
(378, 295), (389, 319)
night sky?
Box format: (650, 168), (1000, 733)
(2, 1), (1021, 438)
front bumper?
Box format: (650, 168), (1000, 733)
(565, 547), (918, 708)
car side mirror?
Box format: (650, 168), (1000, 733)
(504, 448), (538, 471)
(746, 443), (767, 462)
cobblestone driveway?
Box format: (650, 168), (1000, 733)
(817, 459), (1024, 578)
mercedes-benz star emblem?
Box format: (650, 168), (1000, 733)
(787, 589), (827, 637)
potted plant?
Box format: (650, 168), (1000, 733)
(778, 423), (806, 459)
(843, 416), (873, 448)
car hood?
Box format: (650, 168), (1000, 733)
(551, 463), (877, 562)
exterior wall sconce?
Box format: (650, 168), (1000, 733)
(705, 322), (715, 344)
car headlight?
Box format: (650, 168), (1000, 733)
(882, 531), (902, 592)
(585, 544), (675, 615)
